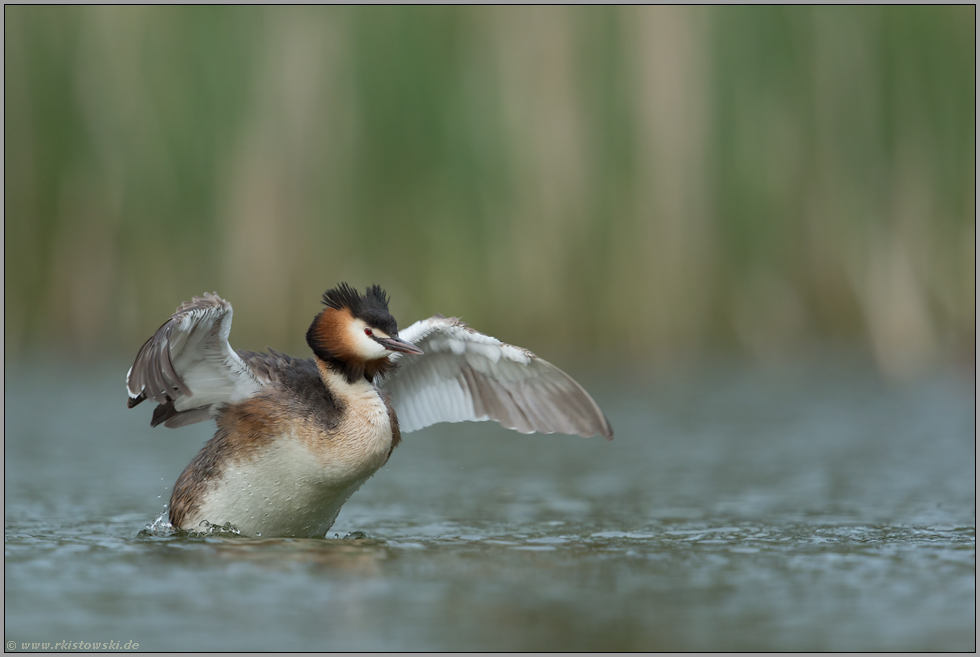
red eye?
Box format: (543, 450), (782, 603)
(364, 328), (373, 336)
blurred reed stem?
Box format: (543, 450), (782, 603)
(4, 6), (974, 377)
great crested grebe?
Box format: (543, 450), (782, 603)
(127, 283), (612, 537)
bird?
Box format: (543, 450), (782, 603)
(126, 283), (613, 538)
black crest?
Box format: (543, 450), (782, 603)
(322, 283), (398, 335)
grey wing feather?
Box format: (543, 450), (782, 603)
(126, 293), (268, 427)
(382, 316), (613, 439)
(236, 348), (299, 384)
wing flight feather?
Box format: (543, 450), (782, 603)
(382, 316), (613, 439)
(126, 293), (267, 427)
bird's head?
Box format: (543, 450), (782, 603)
(307, 283), (422, 376)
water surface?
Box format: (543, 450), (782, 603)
(4, 357), (975, 651)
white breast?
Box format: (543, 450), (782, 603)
(187, 373), (394, 538)
(326, 371), (394, 459)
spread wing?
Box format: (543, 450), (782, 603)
(126, 293), (268, 428)
(381, 316), (613, 439)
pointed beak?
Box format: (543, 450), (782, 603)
(377, 336), (424, 355)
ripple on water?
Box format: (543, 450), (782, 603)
(3, 361), (974, 651)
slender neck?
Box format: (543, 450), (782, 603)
(315, 355), (393, 386)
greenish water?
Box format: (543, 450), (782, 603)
(4, 357), (975, 651)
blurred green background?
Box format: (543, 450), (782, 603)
(4, 6), (975, 377)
